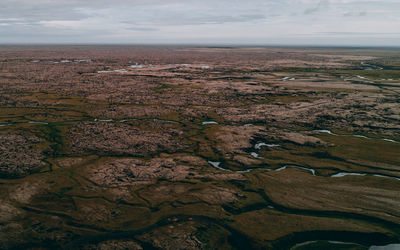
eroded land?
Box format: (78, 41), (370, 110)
(0, 45), (399, 249)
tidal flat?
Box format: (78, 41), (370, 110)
(0, 46), (399, 249)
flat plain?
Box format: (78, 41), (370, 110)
(0, 46), (399, 249)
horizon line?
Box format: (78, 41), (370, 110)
(1, 43), (400, 49)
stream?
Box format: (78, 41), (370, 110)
(313, 129), (399, 144)
(207, 160), (400, 182)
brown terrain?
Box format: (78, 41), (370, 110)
(0, 45), (399, 249)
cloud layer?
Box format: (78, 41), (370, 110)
(0, 0), (399, 46)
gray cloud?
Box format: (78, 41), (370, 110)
(304, 0), (330, 15)
(0, 0), (399, 46)
(343, 11), (367, 17)
(318, 31), (400, 35)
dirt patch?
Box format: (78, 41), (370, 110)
(81, 239), (143, 250)
(69, 121), (189, 157)
(0, 133), (46, 178)
(138, 221), (203, 250)
(88, 158), (193, 187)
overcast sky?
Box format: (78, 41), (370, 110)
(0, 0), (399, 46)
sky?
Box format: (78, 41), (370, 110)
(0, 0), (399, 46)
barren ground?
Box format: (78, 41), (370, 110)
(0, 46), (399, 249)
